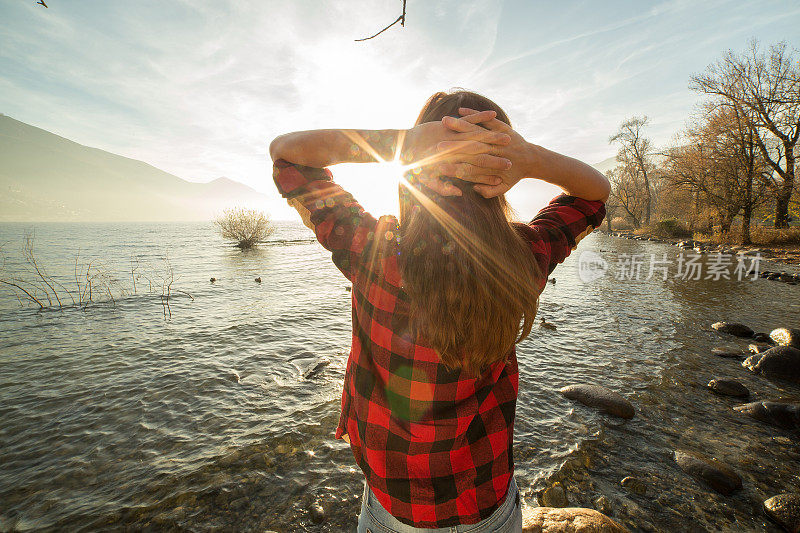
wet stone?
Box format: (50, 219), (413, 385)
(733, 401), (800, 430)
(712, 322), (754, 338)
(559, 384), (635, 419)
(749, 344), (771, 354)
(309, 502), (326, 523)
(753, 332), (774, 344)
(595, 496), (613, 516)
(620, 476), (647, 496)
(707, 378), (749, 399)
(742, 346), (800, 383)
(523, 507), (629, 533)
(763, 493), (800, 533)
(771, 328), (800, 349)
(674, 450), (742, 496)
(711, 347), (742, 358)
(540, 482), (569, 508)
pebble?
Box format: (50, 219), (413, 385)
(309, 502), (326, 523)
(540, 482), (569, 508)
(711, 347), (742, 358)
(712, 322), (754, 338)
(595, 496), (613, 516)
(763, 493), (800, 533)
(707, 379), (749, 398)
(559, 384), (635, 419)
(674, 450), (742, 496)
(620, 476), (647, 496)
(749, 344), (771, 354)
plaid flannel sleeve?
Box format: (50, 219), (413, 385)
(273, 159), (378, 281)
(522, 194), (606, 281)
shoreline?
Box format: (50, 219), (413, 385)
(599, 229), (800, 273)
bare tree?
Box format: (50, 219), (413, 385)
(607, 165), (647, 229)
(610, 116), (655, 225)
(214, 207), (275, 249)
(662, 103), (770, 243)
(691, 40), (800, 228)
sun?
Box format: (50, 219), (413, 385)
(373, 158), (410, 188)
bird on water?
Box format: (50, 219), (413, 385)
(539, 317), (557, 330)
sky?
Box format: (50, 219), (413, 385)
(1, 0), (799, 220)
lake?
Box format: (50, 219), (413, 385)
(0, 221), (798, 532)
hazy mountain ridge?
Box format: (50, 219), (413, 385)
(591, 156), (618, 175)
(0, 114), (269, 222)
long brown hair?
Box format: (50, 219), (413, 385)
(399, 90), (543, 376)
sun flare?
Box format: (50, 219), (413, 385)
(373, 159), (411, 189)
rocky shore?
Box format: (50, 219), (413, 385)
(530, 322), (800, 532)
(601, 229), (800, 269)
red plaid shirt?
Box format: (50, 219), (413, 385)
(273, 159), (605, 528)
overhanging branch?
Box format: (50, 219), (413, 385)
(355, 0), (406, 42)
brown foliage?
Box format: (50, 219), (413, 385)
(214, 208), (275, 249)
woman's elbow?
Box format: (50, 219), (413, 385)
(599, 176), (611, 203)
(269, 135), (286, 162)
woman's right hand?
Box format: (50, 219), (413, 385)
(401, 111), (514, 196)
(437, 107), (538, 198)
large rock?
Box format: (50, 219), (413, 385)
(742, 346), (800, 383)
(559, 384), (635, 419)
(523, 507), (630, 533)
(753, 332), (774, 344)
(771, 328), (800, 349)
(674, 450), (742, 496)
(733, 401), (800, 430)
(707, 379), (749, 399)
(764, 493), (800, 533)
(712, 322), (754, 338)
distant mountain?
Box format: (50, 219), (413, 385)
(591, 153), (668, 176)
(0, 114), (269, 222)
(591, 156), (618, 175)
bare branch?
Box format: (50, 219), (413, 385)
(355, 0), (406, 42)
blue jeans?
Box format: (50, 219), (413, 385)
(356, 477), (522, 533)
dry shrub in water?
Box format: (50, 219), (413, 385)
(214, 208), (274, 249)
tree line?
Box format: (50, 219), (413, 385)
(606, 40), (799, 245)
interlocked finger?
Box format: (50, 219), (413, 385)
(442, 116), (510, 144)
(437, 139), (498, 156)
(439, 153), (510, 171)
(438, 163), (502, 185)
(458, 107), (512, 133)
(440, 112), (494, 133)
(456, 110), (497, 125)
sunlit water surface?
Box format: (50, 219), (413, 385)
(0, 222), (798, 532)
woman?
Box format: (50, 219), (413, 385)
(270, 90), (609, 532)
